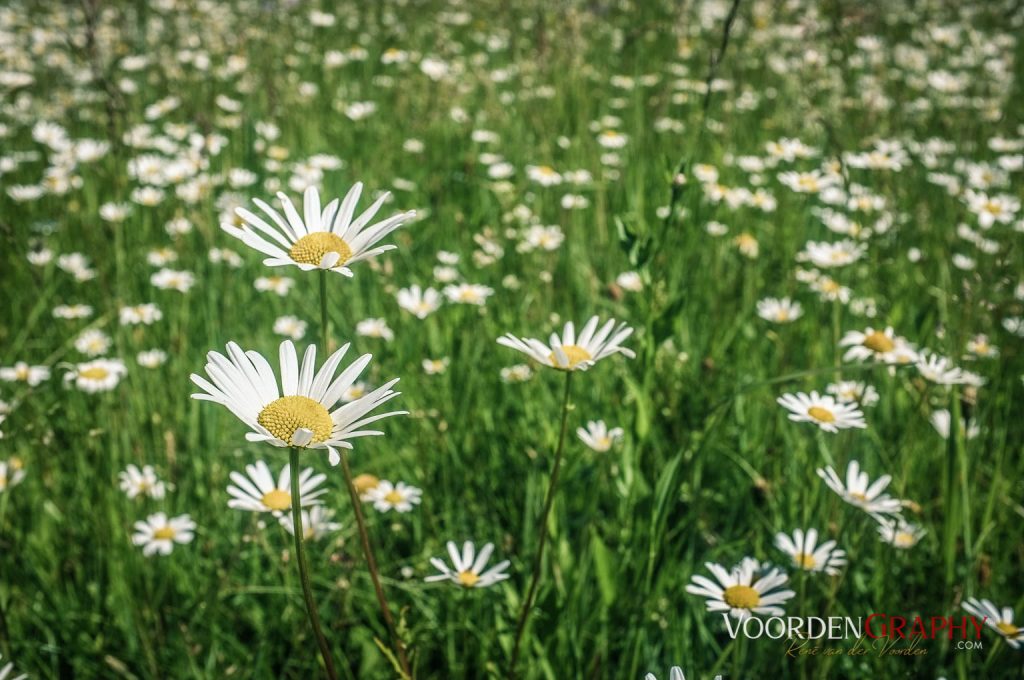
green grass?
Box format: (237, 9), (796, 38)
(1, 0), (1022, 678)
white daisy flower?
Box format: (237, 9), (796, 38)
(397, 284), (442, 319)
(0, 654), (27, 680)
(686, 558), (796, 621)
(222, 185), (415, 277)
(190, 340), (406, 466)
(356, 318), (394, 342)
(425, 540), (511, 588)
(137, 349), (168, 368)
(876, 518), (926, 549)
(500, 364), (534, 383)
(255, 275), (295, 296)
(74, 328), (112, 356)
(227, 460), (326, 516)
(443, 283), (495, 306)
(965, 334), (998, 359)
(118, 464), (166, 499)
(422, 358), (450, 375)
(646, 668), (721, 680)
(929, 409), (981, 440)
(498, 315), (635, 371)
(816, 460), (902, 516)
(365, 480), (422, 513)
(839, 326), (916, 364)
(64, 358), (127, 393)
(963, 598), (1023, 649)
(0, 362), (50, 386)
(132, 512), (196, 556)
(826, 381), (880, 406)
(0, 460), (27, 493)
(119, 303), (163, 326)
(774, 528), (846, 575)
(150, 268), (195, 293)
(53, 304), (93, 319)
(915, 351), (972, 385)
(800, 240), (866, 268)
(280, 505), (342, 541)
(273, 315), (307, 340)
(576, 420), (624, 452)
(776, 391), (866, 432)
(756, 297), (803, 323)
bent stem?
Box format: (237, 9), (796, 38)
(290, 447), (340, 680)
(509, 371), (574, 676)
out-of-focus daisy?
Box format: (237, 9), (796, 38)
(132, 512), (196, 556)
(223, 185), (415, 277)
(443, 283), (494, 306)
(0, 362), (49, 386)
(422, 358), (449, 375)
(615, 271), (643, 292)
(686, 558), (795, 621)
(576, 420), (623, 452)
(120, 303), (163, 326)
(800, 240), (866, 268)
(273, 315), (307, 340)
(501, 364), (534, 383)
(817, 461), (902, 515)
(255, 275), (295, 296)
(915, 352), (972, 386)
(191, 340), (406, 466)
(963, 598), (1023, 649)
(365, 480), (422, 513)
(228, 460), (325, 516)
(498, 316), (634, 371)
(353, 473), (381, 499)
(826, 381), (880, 406)
(526, 165), (562, 186)
(777, 391), (866, 432)
(757, 297), (802, 323)
(356, 318), (394, 342)
(150, 268), (195, 293)
(118, 464), (166, 499)
(74, 329), (112, 356)
(929, 409), (981, 440)
(280, 505), (342, 541)
(876, 518), (926, 549)
(0, 654), (27, 680)
(64, 358), (127, 393)
(840, 326), (916, 364)
(0, 459), (26, 493)
(397, 285), (442, 319)
(53, 304), (93, 319)
(774, 528), (846, 575)
(137, 349), (168, 368)
(646, 668), (720, 680)
(965, 334), (998, 359)
(425, 540), (511, 588)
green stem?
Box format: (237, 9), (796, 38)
(509, 371), (574, 676)
(290, 448), (340, 680)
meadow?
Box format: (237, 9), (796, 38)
(1, 0), (1023, 678)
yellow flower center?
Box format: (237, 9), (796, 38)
(289, 232), (352, 267)
(807, 406), (835, 423)
(354, 474), (380, 494)
(794, 552), (818, 569)
(384, 490), (404, 505)
(261, 489), (292, 511)
(548, 344), (593, 369)
(723, 584), (761, 609)
(153, 526), (177, 540)
(775, 310), (790, 321)
(863, 331), (895, 353)
(457, 570), (480, 587)
(849, 491), (868, 503)
(893, 532), (916, 547)
(257, 395), (333, 446)
(79, 366), (110, 380)
(997, 621), (1020, 637)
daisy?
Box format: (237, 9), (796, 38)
(929, 409), (981, 440)
(120, 303), (163, 325)
(965, 334), (998, 359)
(876, 518), (926, 549)
(915, 351), (971, 385)
(137, 349), (168, 368)
(774, 528), (846, 575)
(800, 240), (866, 268)
(0, 459), (26, 493)
(280, 505), (342, 541)
(74, 328), (112, 356)
(616, 271), (643, 292)
(356, 318), (394, 342)
(222, 185), (415, 277)
(500, 364), (534, 382)
(227, 460), (326, 516)
(776, 391), (866, 432)
(118, 464), (166, 499)
(526, 165), (562, 186)
(840, 326), (916, 363)
(686, 558), (795, 621)
(273, 315), (307, 340)
(498, 315), (635, 371)
(365, 480), (422, 513)
(962, 598), (1024, 649)
(756, 297), (803, 323)
(0, 655), (27, 680)
(53, 303), (93, 319)
(826, 381), (880, 406)
(425, 540), (511, 588)
(645, 668), (721, 680)
(132, 512), (196, 556)
(254, 275), (295, 296)
(576, 420), (624, 452)
(64, 358), (128, 393)
(353, 473), (381, 498)
(151, 268), (195, 292)
(816, 460), (902, 515)
(191, 340), (406, 466)
(443, 283), (495, 306)
(1, 362), (50, 386)
(396, 284), (442, 319)
(422, 358), (450, 375)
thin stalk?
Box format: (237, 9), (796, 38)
(290, 447), (340, 680)
(509, 371), (574, 676)
(319, 270), (411, 679)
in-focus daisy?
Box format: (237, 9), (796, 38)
(132, 512), (196, 556)
(64, 358), (127, 393)
(876, 518), (926, 549)
(191, 340), (406, 466)
(774, 528), (846, 574)
(776, 391), (866, 432)
(118, 464), (166, 499)
(280, 505), (343, 541)
(227, 460), (326, 516)
(222, 185), (415, 277)
(757, 297), (803, 323)
(498, 316), (635, 371)
(817, 461), (902, 515)
(686, 558), (795, 621)
(963, 598), (1023, 649)
(397, 284), (442, 319)
(1, 362), (50, 386)
(576, 420), (624, 452)
(425, 540), (511, 588)
(365, 480), (422, 513)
